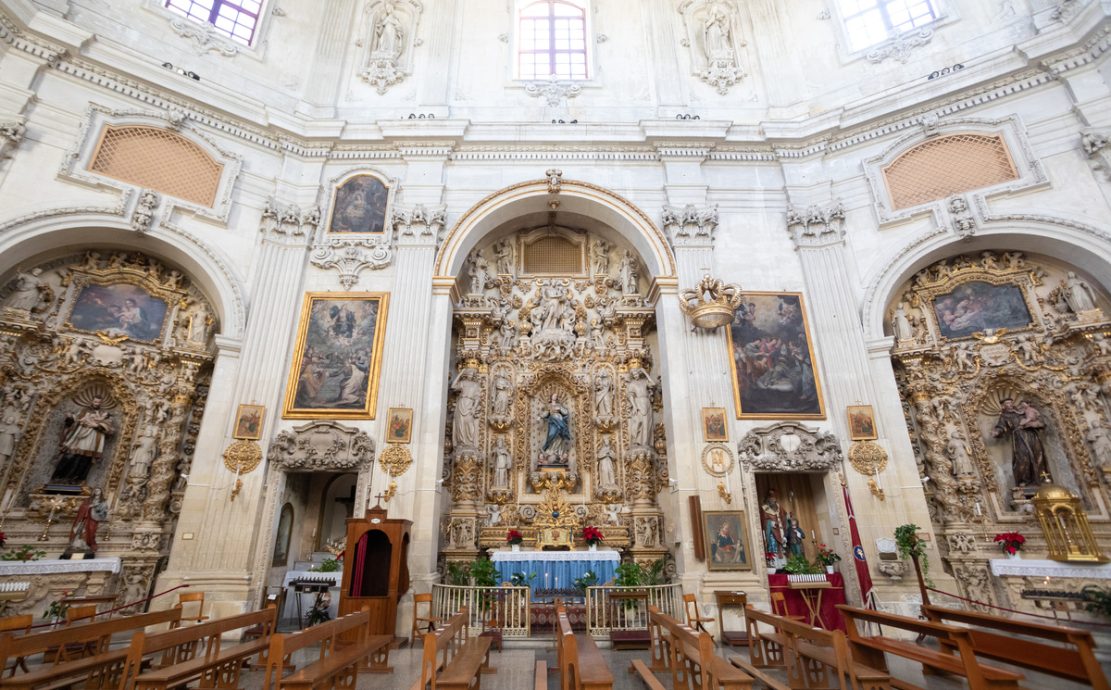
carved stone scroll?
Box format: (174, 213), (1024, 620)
(267, 421), (375, 471)
(737, 422), (843, 471)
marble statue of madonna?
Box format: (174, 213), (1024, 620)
(540, 394), (571, 462)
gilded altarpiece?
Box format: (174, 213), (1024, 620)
(0, 252), (216, 614)
(442, 228), (669, 568)
(889, 251), (1110, 614)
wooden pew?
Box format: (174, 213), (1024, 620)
(737, 605), (890, 690)
(0, 608), (183, 690)
(121, 607), (277, 690)
(414, 607), (494, 690)
(629, 659), (666, 690)
(923, 603), (1108, 690)
(535, 660), (548, 690)
(263, 609), (392, 690)
(741, 604), (791, 670)
(648, 607), (753, 690)
(555, 606), (612, 690)
(838, 605), (1023, 690)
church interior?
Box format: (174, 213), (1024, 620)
(1, 1), (1110, 688)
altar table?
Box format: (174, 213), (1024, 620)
(490, 549), (620, 588)
(767, 572), (847, 632)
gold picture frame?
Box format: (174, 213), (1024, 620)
(233, 404), (265, 440)
(727, 291), (825, 419)
(282, 292), (390, 419)
(847, 404), (878, 441)
(386, 407), (413, 444)
(701, 407), (729, 442)
(702, 510), (753, 571)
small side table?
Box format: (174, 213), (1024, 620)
(714, 590), (750, 647)
(788, 580), (831, 629)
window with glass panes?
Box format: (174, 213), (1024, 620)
(164, 0), (263, 46)
(518, 1), (588, 80)
(838, 0), (938, 52)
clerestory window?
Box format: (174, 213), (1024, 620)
(517, 0), (589, 80)
(164, 0), (264, 46)
(837, 0), (940, 52)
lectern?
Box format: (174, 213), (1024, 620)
(338, 501), (412, 637)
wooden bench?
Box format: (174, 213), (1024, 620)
(0, 608), (183, 690)
(264, 609), (392, 690)
(923, 603), (1108, 690)
(555, 606), (612, 690)
(727, 656), (789, 690)
(414, 607), (494, 690)
(629, 659), (665, 690)
(535, 660), (548, 690)
(741, 604), (792, 670)
(838, 605), (1023, 690)
(648, 607), (753, 689)
(122, 607), (277, 690)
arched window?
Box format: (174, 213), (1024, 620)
(837, 0), (939, 52)
(517, 0), (589, 80)
(164, 0), (264, 46)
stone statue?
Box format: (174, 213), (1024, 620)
(540, 394), (571, 463)
(603, 503), (622, 526)
(486, 504), (502, 526)
(589, 239), (610, 276)
(596, 435), (617, 489)
(619, 251), (639, 295)
(785, 513), (805, 558)
(892, 303), (915, 341)
(450, 367), (482, 451)
(372, 0), (404, 58)
(703, 2), (732, 60)
(492, 239), (515, 275)
(1087, 426), (1111, 468)
(67, 488), (108, 553)
(625, 368), (655, 448)
(992, 398), (1048, 487)
(491, 374), (513, 417)
(1063, 272), (1098, 313)
(130, 422), (159, 479)
(761, 489), (786, 559)
(52, 397), (115, 485)
(5, 267), (47, 312)
(947, 428), (976, 476)
(0, 409), (20, 467)
(491, 436), (511, 489)
(594, 369), (614, 418)
(467, 256), (489, 295)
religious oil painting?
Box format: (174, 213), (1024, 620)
(283, 292), (390, 419)
(233, 404), (265, 440)
(69, 282), (168, 343)
(847, 405), (877, 441)
(702, 510), (753, 571)
(327, 174), (390, 234)
(931, 281), (1032, 339)
(727, 292), (825, 419)
(702, 407), (729, 442)
(386, 407), (413, 444)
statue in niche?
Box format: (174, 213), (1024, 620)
(589, 316), (606, 351)
(130, 421), (159, 479)
(619, 251), (639, 295)
(594, 369), (614, 418)
(492, 239), (515, 275)
(371, 0), (404, 59)
(467, 256), (489, 296)
(51, 396), (115, 485)
(486, 504), (502, 526)
(491, 374), (513, 417)
(0, 409), (19, 467)
(450, 366), (482, 452)
(596, 435), (617, 489)
(589, 239), (610, 276)
(625, 367), (655, 448)
(947, 428), (977, 476)
(603, 503), (623, 526)
(891, 303), (915, 341)
(540, 394), (571, 465)
(1062, 272), (1098, 313)
(991, 398), (1049, 487)
(703, 2), (733, 60)
(491, 436), (512, 490)
(176, 299), (213, 346)
(66, 488), (108, 554)
(5, 267), (50, 312)
(785, 513), (805, 557)
(539, 281), (568, 332)
(1087, 426), (1111, 468)
(761, 489), (786, 559)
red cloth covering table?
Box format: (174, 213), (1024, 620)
(767, 573), (848, 632)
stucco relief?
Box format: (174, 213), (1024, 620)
(267, 420), (376, 472)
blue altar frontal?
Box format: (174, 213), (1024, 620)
(490, 549), (620, 588)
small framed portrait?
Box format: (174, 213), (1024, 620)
(847, 404), (877, 441)
(386, 407), (413, 444)
(701, 407), (729, 442)
(233, 404), (265, 440)
(702, 510), (753, 571)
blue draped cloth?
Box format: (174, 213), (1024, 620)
(491, 550), (620, 588)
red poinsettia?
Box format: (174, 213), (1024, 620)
(993, 532), (1026, 555)
(582, 526), (605, 546)
(506, 529), (524, 545)
(0, 531), (6, 548)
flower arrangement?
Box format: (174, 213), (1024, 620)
(1, 544), (46, 562)
(506, 529), (524, 546)
(993, 532), (1026, 556)
(815, 544), (841, 567)
(582, 526), (605, 546)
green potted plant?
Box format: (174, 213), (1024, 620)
(815, 544), (841, 574)
(783, 554), (816, 575)
(572, 570), (598, 591)
(895, 523), (931, 586)
(445, 561), (471, 586)
(509, 571), (536, 587)
(1082, 585), (1111, 618)
(313, 558), (341, 573)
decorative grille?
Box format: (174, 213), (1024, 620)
(522, 235), (584, 275)
(89, 125), (223, 207)
(883, 133), (1017, 210)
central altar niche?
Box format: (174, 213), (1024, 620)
(442, 221), (668, 568)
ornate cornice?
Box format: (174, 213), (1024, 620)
(309, 238), (393, 288)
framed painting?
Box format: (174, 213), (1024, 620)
(847, 405), (877, 441)
(233, 404), (265, 440)
(326, 174), (390, 234)
(69, 282), (169, 343)
(931, 280), (1033, 339)
(701, 407), (728, 442)
(282, 292), (390, 419)
(272, 503), (293, 567)
(386, 407), (413, 444)
(727, 292), (825, 419)
(702, 510), (753, 571)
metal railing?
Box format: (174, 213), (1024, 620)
(584, 583), (683, 638)
(430, 583), (531, 638)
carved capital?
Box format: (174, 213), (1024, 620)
(259, 198), (320, 243)
(391, 203), (446, 246)
(662, 204), (718, 248)
(785, 200), (845, 248)
(267, 421), (375, 471)
(525, 77), (581, 119)
(310, 238), (393, 288)
(738, 422), (844, 471)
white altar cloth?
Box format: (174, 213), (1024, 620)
(0, 557), (121, 576)
(989, 558), (1111, 579)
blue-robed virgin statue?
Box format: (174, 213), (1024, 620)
(540, 394), (571, 464)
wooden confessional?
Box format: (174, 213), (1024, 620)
(338, 502), (412, 637)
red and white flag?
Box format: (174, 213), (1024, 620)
(842, 481), (876, 609)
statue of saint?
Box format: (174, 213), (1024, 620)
(67, 488), (109, 553)
(992, 398), (1048, 487)
(619, 251), (639, 295)
(5, 267), (47, 312)
(467, 257), (489, 296)
(703, 3), (732, 60)
(596, 435), (617, 488)
(540, 394), (571, 463)
(491, 436), (511, 489)
(52, 397), (114, 485)
(947, 429), (976, 476)
(491, 374), (512, 417)
(589, 239), (610, 276)
(492, 239), (515, 275)
(892, 303), (915, 341)
(785, 513), (805, 557)
(0, 409), (20, 467)
(450, 367), (482, 451)
(594, 369), (614, 418)
(625, 368), (655, 448)
(372, 1), (404, 58)
(539, 281), (566, 332)
(761, 490), (786, 558)
(1063, 271), (1098, 313)
(130, 422), (159, 479)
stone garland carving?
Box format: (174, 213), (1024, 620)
(358, 0), (423, 94)
(1082, 129), (1111, 181)
(737, 422), (844, 471)
(267, 421), (375, 472)
(678, 1), (746, 94)
(130, 190), (161, 234)
(309, 240), (393, 289)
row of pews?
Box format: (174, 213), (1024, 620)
(0, 604), (393, 690)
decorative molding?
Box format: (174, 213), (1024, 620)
(865, 27), (934, 64)
(525, 76), (582, 120)
(168, 18), (240, 57)
(358, 0), (423, 94)
(130, 190), (161, 234)
(737, 422), (843, 471)
(785, 200), (845, 248)
(267, 421), (375, 471)
(379, 443), (413, 477)
(946, 195), (977, 238)
(661, 204), (718, 248)
(309, 238), (393, 288)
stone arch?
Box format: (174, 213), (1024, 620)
(435, 177), (677, 279)
(0, 214), (247, 339)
